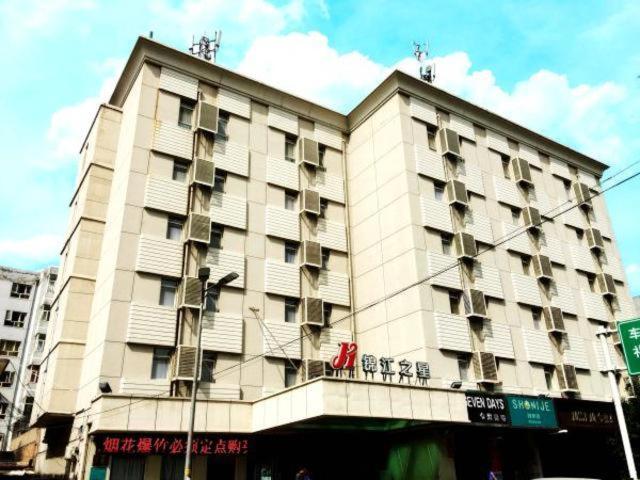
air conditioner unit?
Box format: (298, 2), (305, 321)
(532, 254), (553, 282)
(543, 306), (565, 334)
(463, 289), (487, 320)
(446, 179), (468, 209)
(301, 189), (320, 216)
(597, 273), (616, 298)
(302, 297), (324, 327)
(472, 351), (499, 384)
(573, 182), (592, 210)
(179, 276), (201, 308)
(196, 102), (219, 134)
(586, 228), (604, 253)
(511, 157), (533, 187)
(186, 213), (211, 244)
(612, 331), (622, 345)
(300, 137), (319, 168)
(172, 345), (197, 379)
(556, 364), (579, 392)
(523, 206), (542, 231)
(302, 240), (322, 269)
(438, 128), (462, 158)
(454, 232), (477, 260)
(191, 158), (214, 187)
(304, 359), (328, 381)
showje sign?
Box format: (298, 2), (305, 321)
(330, 342), (431, 385)
(507, 395), (557, 429)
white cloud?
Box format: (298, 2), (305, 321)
(45, 58), (123, 164)
(0, 0), (94, 38)
(0, 234), (61, 265)
(626, 264), (640, 296)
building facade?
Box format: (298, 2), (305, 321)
(0, 266), (39, 449)
(30, 37), (636, 479)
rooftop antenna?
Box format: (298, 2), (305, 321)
(413, 41), (435, 83)
(189, 30), (222, 63)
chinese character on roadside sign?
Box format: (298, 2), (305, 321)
(97, 435), (249, 456)
(619, 318), (640, 376)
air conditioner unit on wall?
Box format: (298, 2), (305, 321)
(532, 254), (553, 282)
(556, 364), (579, 392)
(302, 297), (324, 327)
(300, 137), (320, 167)
(543, 306), (565, 334)
(186, 213), (211, 244)
(573, 182), (592, 210)
(511, 157), (533, 187)
(523, 206), (542, 231)
(454, 232), (477, 260)
(304, 359), (329, 381)
(472, 351), (499, 384)
(586, 228), (604, 253)
(446, 179), (468, 209)
(196, 102), (219, 134)
(179, 276), (201, 308)
(192, 158), (214, 187)
(438, 128), (462, 158)
(301, 189), (321, 216)
(302, 240), (322, 269)
(172, 345), (197, 379)
(463, 289), (487, 320)
(596, 272), (616, 298)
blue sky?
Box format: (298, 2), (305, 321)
(0, 0), (639, 294)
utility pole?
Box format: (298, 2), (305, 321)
(597, 326), (638, 480)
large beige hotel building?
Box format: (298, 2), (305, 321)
(27, 37), (636, 479)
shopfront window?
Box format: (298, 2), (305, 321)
(111, 457), (145, 480)
(162, 456), (185, 480)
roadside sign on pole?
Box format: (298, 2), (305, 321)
(617, 317), (640, 376)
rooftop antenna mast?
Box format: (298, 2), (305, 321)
(189, 30), (222, 63)
(413, 41), (435, 83)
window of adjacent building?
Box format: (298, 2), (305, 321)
(10, 283), (32, 299)
(41, 305), (51, 322)
(159, 279), (178, 307)
(284, 298), (298, 323)
(285, 363), (298, 388)
(434, 182), (445, 201)
(285, 190), (297, 211)
(457, 355), (470, 382)
(0, 371), (15, 388)
(210, 224), (223, 249)
(166, 216), (184, 241)
(441, 233), (453, 255)
(284, 242), (297, 264)
(543, 366), (554, 390)
(532, 308), (542, 330)
(318, 145), (326, 169)
(521, 255), (532, 276)
(427, 125), (437, 151)
(205, 289), (219, 313)
(285, 136), (297, 162)
(319, 198), (328, 219)
(4, 311), (26, 328)
(213, 171), (227, 193)
(511, 208), (521, 225)
(29, 366), (40, 384)
(323, 302), (333, 326)
(201, 351), (216, 382)
(0, 403), (7, 420)
(0, 340), (20, 357)
(216, 112), (229, 140)
(178, 99), (195, 129)
(35, 334), (46, 353)
(449, 291), (461, 315)
(172, 161), (188, 182)
(501, 156), (511, 179)
(151, 348), (171, 379)
(321, 248), (330, 270)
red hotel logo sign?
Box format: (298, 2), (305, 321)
(331, 341), (358, 369)
(96, 434), (248, 456)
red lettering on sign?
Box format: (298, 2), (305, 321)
(331, 342), (357, 369)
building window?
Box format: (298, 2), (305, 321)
(532, 308), (542, 330)
(216, 112), (229, 140)
(434, 182), (445, 201)
(544, 366), (554, 390)
(213, 171), (227, 193)
(35, 334), (46, 353)
(201, 351), (216, 382)
(521, 255), (532, 276)
(284, 242), (297, 264)
(575, 228), (584, 241)
(321, 249), (330, 270)
(159, 279), (178, 307)
(0, 403), (7, 420)
(427, 125), (437, 151)
(151, 348), (171, 379)
(319, 198), (328, 218)
(563, 180), (572, 200)
(285, 363), (298, 388)
(318, 145), (326, 169)
(178, 99), (195, 128)
(587, 274), (596, 293)
(441, 234), (452, 255)
(172, 161), (188, 182)
(284, 298), (298, 323)
(449, 291), (461, 315)
(0, 371), (15, 388)
(29, 366), (40, 384)
(511, 208), (520, 225)
(0, 340), (20, 357)
(285, 190), (297, 211)
(457, 355), (470, 382)
(285, 136), (296, 162)
(323, 302), (333, 326)
(205, 289), (219, 313)
(502, 156), (511, 179)
(4, 311), (26, 328)
(166, 216), (184, 241)
(10, 283), (32, 299)
(41, 305), (51, 322)
(210, 224), (223, 249)
(23, 396), (34, 420)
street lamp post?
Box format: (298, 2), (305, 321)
(184, 268), (239, 480)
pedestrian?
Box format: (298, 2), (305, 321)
(295, 467), (312, 480)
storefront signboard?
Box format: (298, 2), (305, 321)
(95, 434), (249, 456)
(89, 466), (106, 480)
(554, 399), (616, 430)
(465, 392), (510, 426)
(617, 317), (640, 376)
(506, 395), (557, 428)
